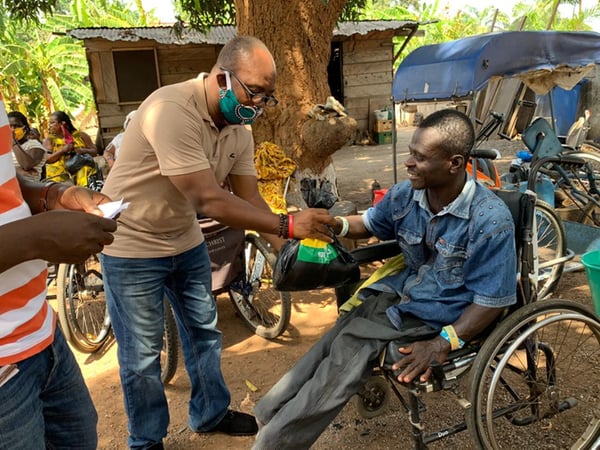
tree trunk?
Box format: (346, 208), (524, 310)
(235, 0), (355, 174)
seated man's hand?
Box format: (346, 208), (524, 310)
(391, 336), (451, 383)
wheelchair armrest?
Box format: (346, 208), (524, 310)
(350, 240), (400, 264)
(381, 341), (478, 393)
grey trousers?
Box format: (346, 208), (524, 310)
(252, 292), (437, 450)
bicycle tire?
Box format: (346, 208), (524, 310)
(534, 200), (566, 299)
(229, 234), (291, 339)
(560, 151), (600, 226)
(161, 298), (179, 385)
(56, 255), (112, 353)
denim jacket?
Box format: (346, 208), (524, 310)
(362, 178), (517, 330)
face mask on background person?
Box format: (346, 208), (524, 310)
(13, 126), (27, 142)
(219, 71), (263, 125)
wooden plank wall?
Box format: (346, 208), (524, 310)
(84, 38), (220, 148)
(341, 32), (394, 134)
(84, 32), (396, 147)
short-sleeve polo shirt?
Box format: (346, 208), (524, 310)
(102, 74), (255, 257)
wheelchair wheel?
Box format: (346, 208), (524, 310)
(353, 375), (390, 419)
(229, 234), (291, 339)
(161, 298), (179, 385)
(534, 200), (566, 299)
(466, 299), (600, 449)
(56, 254), (112, 353)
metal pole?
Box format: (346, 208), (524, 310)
(392, 99), (398, 184)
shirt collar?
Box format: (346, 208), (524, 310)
(413, 175), (476, 219)
(192, 73), (213, 125)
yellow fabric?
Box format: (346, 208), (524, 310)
(254, 141), (296, 214)
(45, 131), (91, 185)
(338, 253), (405, 315)
(299, 238), (328, 248)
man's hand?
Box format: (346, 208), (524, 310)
(54, 185), (112, 216)
(33, 210), (117, 264)
(292, 208), (338, 242)
(391, 336), (451, 383)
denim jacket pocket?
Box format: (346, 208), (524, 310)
(397, 228), (426, 267)
(433, 239), (467, 287)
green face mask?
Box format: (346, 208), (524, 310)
(219, 71), (262, 125)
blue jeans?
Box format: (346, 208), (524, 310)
(0, 324), (98, 450)
(101, 244), (230, 449)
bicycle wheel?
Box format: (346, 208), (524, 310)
(466, 299), (600, 449)
(161, 298), (179, 385)
(56, 254), (112, 353)
(229, 234), (291, 339)
(534, 200), (566, 299)
(554, 151), (600, 226)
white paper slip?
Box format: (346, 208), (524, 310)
(98, 199), (130, 219)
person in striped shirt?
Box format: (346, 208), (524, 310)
(0, 94), (117, 449)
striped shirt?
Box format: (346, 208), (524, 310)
(0, 94), (54, 365)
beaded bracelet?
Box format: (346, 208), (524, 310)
(277, 213), (289, 238)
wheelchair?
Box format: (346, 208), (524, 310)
(335, 189), (600, 449)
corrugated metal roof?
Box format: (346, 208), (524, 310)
(67, 21), (419, 45)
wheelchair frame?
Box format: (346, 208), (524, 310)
(337, 189), (600, 449)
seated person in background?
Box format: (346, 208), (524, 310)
(103, 110), (136, 171)
(8, 111), (46, 181)
(252, 109), (517, 450)
(29, 126), (41, 141)
(43, 110), (97, 185)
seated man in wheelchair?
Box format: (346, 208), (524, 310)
(252, 109), (517, 449)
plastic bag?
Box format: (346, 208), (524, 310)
(300, 178), (337, 209)
(273, 236), (360, 291)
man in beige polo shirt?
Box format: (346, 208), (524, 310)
(101, 35), (336, 450)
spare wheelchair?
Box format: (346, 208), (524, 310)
(336, 189), (600, 449)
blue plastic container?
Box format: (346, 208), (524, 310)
(504, 174), (555, 207)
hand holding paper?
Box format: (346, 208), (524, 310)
(98, 199), (130, 219)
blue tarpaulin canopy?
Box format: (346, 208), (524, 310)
(392, 31), (600, 102)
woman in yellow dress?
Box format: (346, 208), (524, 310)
(43, 111), (98, 186)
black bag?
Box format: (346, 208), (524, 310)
(65, 153), (95, 175)
(273, 235), (360, 291)
(300, 178), (338, 209)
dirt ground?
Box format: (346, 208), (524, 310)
(63, 127), (597, 449)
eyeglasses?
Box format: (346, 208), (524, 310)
(220, 66), (279, 108)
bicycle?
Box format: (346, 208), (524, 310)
(520, 116), (600, 227)
(56, 220), (291, 378)
(199, 218), (292, 339)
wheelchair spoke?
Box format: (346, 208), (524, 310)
(467, 301), (600, 449)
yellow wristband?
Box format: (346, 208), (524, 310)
(440, 325), (464, 350)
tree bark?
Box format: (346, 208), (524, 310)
(235, 0), (353, 172)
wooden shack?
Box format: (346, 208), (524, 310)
(67, 21), (422, 148)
